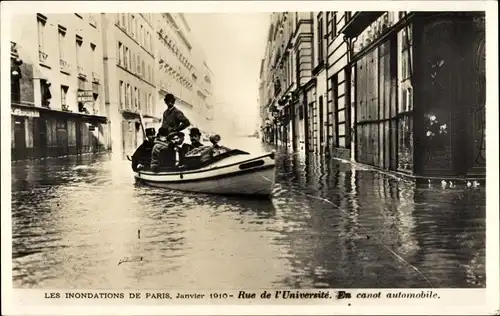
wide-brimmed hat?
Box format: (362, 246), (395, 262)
(166, 131), (184, 142)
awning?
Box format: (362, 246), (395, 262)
(342, 12), (385, 38)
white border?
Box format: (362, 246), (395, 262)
(1, 1), (499, 315)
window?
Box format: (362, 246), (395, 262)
(61, 85), (69, 107)
(137, 88), (141, 110)
(126, 83), (131, 108)
(134, 87), (138, 108)
(121, 13), (126, 27)
(132, 52), (136, 72)
(58, 26), (67, 61)
(140, 25), (144, 45)
(131, 15), (136, 36)
(148, 65), (152, 82)
(56, 120), (67, 130)
(142, 61), (146, 78)
(397, 25), (414, 172)
(333, 70), (350, 149)
(137, 55), (141, 75)
(327, 12), (337, 40)
(119, 80), (125, 108)
(75, 36), (83, 68)
(124, 46), (129, 68)
(317, 14), (324, 64)
(37, 15), (46, 54)
(117, 42), (122, 65)
(148, 94), (153, 115)
(90, 43), (96, 73)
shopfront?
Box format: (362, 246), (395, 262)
(344, 11), (485, 178)
(11, 104), (108, 161)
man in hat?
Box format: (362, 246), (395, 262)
(160, 93), (191, 137)
(166, 131), (191, 168)
(188, 127), (204, 149)
(150, 127), (171, 172)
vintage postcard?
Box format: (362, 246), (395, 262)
(1, 0), (498, 315)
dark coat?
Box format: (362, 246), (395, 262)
(160, 106), (190, 135)
(150, 138), (171, 171)
(190, 140), (204, 149)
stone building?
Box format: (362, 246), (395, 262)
(154, 13), (215, 135)
(10, 13), (109, 161)
(341, 11), (485, 177)
(260, 11), (486, 178)
(101, 13), (156, 156)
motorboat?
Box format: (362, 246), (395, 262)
(127, 117), (276, 198)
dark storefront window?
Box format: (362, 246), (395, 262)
(355, 37), (396, 170)
(397, 25), (414, 173)
(353, 24), (415, 172)
(333, 70), (351, 149)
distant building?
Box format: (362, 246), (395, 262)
(154, 13), (215, 135)
(10, 13), (109, 161)
(100, 13), (156, 156)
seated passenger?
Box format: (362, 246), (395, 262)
(150, 127), (171, 172)
(208, 134), (231, 157)
(166, 131), (192, 168)
(188, 128), (204, 149)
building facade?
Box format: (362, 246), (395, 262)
(101, 13), (156, 157)
(259, 12), (314, 151)
(10, 13), (110, 161)
(260, 11), (486, 179)
(154, 13), (215, 135)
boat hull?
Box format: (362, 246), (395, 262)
(134, 153), (276, 197)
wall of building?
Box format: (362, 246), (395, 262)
(101, 13), (156, 156)
(10, 13), (110, 161)
(154, 13), (214, 133)
(259, 11), (485, 179)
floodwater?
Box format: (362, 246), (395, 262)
(11, 137), (486, 289)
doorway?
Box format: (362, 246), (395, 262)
(13, 116), (26, 159)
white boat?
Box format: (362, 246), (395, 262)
(128, 116), (276, 197)
(133, 151), (276, 197)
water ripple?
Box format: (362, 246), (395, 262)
(11, 139), (486, 289)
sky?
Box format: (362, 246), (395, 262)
(185, 13), (270, 135)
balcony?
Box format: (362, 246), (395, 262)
(60, 59), (71, 74)
(39, 51), (48, 64)
(92, 71), (100, 83)
(77, 66), (86, 79)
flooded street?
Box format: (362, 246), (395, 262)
(11, 138), (486, 289)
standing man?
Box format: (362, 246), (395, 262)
(160, 93), (191, 136)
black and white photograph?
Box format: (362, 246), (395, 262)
(1, 1), (498, 315)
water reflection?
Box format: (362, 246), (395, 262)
(11, 139), (485, 289)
